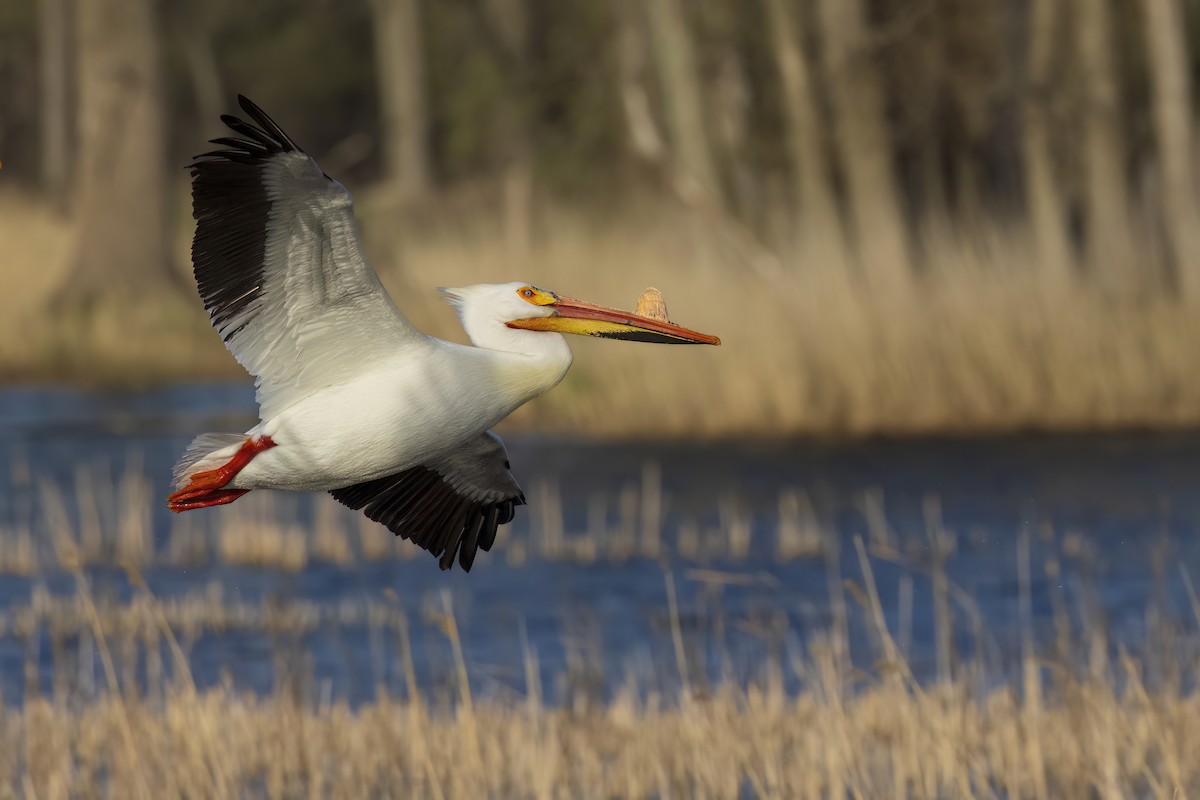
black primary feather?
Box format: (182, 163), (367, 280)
(330, 465), (525, 572)
(188, 96), (305, 343)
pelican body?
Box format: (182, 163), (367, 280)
(168, 96), (719, 570)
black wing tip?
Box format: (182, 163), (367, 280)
(416, 491), (518, 572)
(435, 500), (515, 572)
(237, 95), (301, 149)
(189, 95), (302, 169)
(329, 470), (523, 573)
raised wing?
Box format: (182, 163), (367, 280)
(329, 432), (525, 571)
(189, 95), (420, 420)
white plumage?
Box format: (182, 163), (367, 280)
(168, 96), (718, 571)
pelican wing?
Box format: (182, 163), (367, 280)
(189, 95), (419, 420)
(329, 432), (525, 571)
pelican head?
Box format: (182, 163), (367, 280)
(441, 282), (720, 346)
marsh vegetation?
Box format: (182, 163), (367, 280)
(0, 430), (1198, 796)
(2, 524), (1199, 798)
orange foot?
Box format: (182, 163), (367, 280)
(167, 435), (276, 512)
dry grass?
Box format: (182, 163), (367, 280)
(5, 673), (1198, 799)
(0, 544), (1198, 798)
(5, 186), (1200, 436)
(1, 457), (1198, 796)
(1, 459), (822, 573)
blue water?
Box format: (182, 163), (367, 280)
(1, 384), (1199, 706)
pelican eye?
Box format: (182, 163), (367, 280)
(517, 286), (557, 306)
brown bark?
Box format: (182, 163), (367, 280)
(1023, 0), (1072, 282)
(764, 0), (844, 254)
(816, 0), (911, 289)
(1072, 0), (1134, 280)
(616, 2), (666, 163)
(370, 0), (431, 204)
(1142, 0), (1200, 297)
(38, 0), (71, 209)
(714, 41), (759, 227)
(483, 0), (534, 260)
(645, 0), (722, 206)
(63, 0), (171, 304)
(177, 6), (224, 140)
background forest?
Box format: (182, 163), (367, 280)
(3, 0), (1200, 436)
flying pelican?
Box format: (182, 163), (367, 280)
(167, 96), (720, 571)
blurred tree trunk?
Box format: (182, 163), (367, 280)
(816, 0), (911, 290)
(1142, 0), (1200, 297)
(712, 43), (750, 217)
(176, 4), (224, 140)
(764, 0), (845, 256)
(370, 0), (431, 204)
(1072, 0), (1134, 281)
(941, 1), (1006, 233)
(38, 0), (71, 209)
(1022, 0), (1071, 283)
(616, 2), (665, 164)
(59, 0), (171, 307)
(910, 11), (948, 225)
(645, 0), (722, 206)
(483, 0), (534, 261)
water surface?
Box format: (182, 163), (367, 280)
(1, 384), (1198, 705)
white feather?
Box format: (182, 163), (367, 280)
(172, 433), (245, 489)
(222, 153), (422, 421)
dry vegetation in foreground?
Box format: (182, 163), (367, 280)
(0, 450), (1196, 796)
(1, 537), (1199, 799)
(6, 664), (1199, 799)
(6, 187), (1200, 437)
(5, 459), (825, 575)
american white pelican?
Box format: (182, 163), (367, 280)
(168, 96), (720, 571)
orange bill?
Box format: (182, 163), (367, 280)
(507, 296), (721, 345)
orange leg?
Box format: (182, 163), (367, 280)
(168, 488), (249, 511)
(167, 435), (276, 512)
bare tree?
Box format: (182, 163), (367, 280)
(711, 36), (750, 217)
(645, 0), (721, 205)
(1142, 0), (1200, 297)
(462, 0), (536, 260)
(495, 0), (533, 260)
(38, 0), (71, 209)
(763, 0), (844, 255)
(176, 3), (224, 139)
(59, 0), (171, 307)
(1072, 0), (1134, 280)
(816, 0), (911, 289)
(615, 1), (665, 164)
(938, 2), (1003, 231)
(370, 0), (431, 204)
(1022, 0), (1071, 282)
